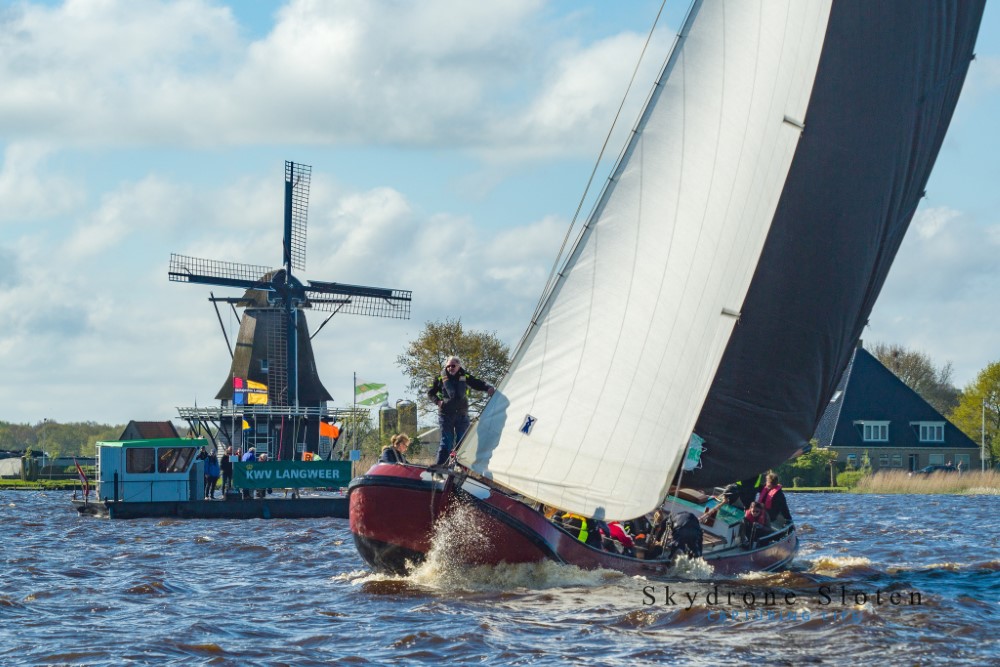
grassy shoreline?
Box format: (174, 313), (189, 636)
(850, 470), (1000, 494)
(6, 470), (998, 495)
(1, 480), (84, 491)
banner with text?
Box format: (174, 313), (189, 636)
(234, 377), (269, 405)
(233, 460), (351, 489)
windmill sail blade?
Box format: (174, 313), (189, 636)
(285, 161), (310, 272)
(305, 281), (412, 319)
(169, 254), (275, 290)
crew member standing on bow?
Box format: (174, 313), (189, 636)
(428, 356), (494, 466)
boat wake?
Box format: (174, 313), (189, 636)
(802, 555), (879, 577)
(413, 504), (625, 591)
(345, 503), (717, 592)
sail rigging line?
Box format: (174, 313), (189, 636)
(464, 1), (693, 487)
(497, 18), (705, 491)
(512, 0), (675, 365)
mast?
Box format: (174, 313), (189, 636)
(459, 0), (834, 520)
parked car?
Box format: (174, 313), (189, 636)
(908, 464), (958, 477)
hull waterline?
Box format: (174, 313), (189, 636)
(350, 463), (798, 577)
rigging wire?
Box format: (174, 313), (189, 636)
(514, 0), (670, 360)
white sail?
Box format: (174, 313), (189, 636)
(458, 0), (833, 520)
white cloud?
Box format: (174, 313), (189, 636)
(0, 167), (567, 422)
(868, 204), (1000, 385)
(0, 0), (654, 158)
(2, 0), (995, 426)
(911, 206), (960, 240)
(0, 143), (84, 221)
(61, 175), (187, 260)
(510, 32), (660, 154)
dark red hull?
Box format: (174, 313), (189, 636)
(349, 464), (797, 577)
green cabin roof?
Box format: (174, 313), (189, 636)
(96, 438), (208, 449)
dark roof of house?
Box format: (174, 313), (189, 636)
(813, 347), (978, 449)
(813, 348), (857, 446)
(119, 421), (180, 440)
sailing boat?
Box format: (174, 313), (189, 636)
(349, 0), (985, 576)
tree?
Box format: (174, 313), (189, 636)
(396, 318), (511, 418)
(339, 410), (385, 458)
(949, 361), (1000, 468)
(870, 342), (960, 415)
(774, 441), (839, 487)
(0, 420), (122, 457)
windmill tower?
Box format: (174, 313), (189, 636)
(169, 161), (411, 458)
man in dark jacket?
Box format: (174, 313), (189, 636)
(220, 446), (234, 494)
(665, 511), (703, 560)
(427, 356), (494, 466)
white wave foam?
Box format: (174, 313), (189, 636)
(805, 555), (875, 574)
(403, 503), (622, 591)
(666, 554), (714, 579)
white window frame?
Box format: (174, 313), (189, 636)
(879, 454), (889, 467)
(856, 420), (890, 442)
(913, 421), (945, 443)
(891, 454), (902, 467)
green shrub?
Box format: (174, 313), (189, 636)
(836, 470), (869, 488)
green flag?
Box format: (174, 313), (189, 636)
(355, 380), (388, 406)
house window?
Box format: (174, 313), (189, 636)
(914, 422), (945, 443)
(879, 454), (889, 467)
(956, 454), (971, 469)
(891, 455), (902, 467)
(857, 421), (889, 442)
(846, 454), (858, 468)
(929, 453), (945, 465)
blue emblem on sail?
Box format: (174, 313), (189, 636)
(520, 415), (537, 435)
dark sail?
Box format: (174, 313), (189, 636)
(686, 0), (986, 488)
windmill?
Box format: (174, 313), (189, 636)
(169, 161), (411, 458)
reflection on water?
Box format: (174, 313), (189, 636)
(0, 491), (997, 665)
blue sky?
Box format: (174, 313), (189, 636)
(1, 0), (997, 426)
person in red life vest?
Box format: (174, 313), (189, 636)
(744, 501), (769, 527)
(756, 472), (792, 528)
(606, 521), (636, 556)
(739, 501), (770, 548)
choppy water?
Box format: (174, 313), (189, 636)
(1, 492), (997, 666)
